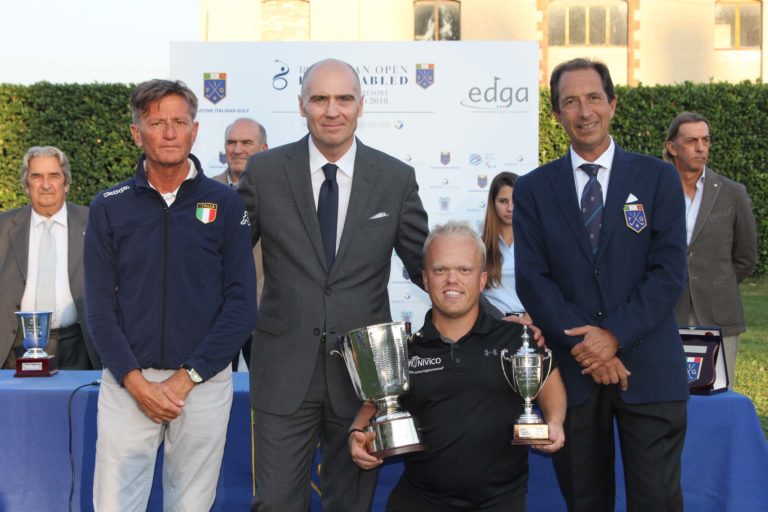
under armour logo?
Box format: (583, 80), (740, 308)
(240, 211), (250, 226)
(484, 349), (499, 357)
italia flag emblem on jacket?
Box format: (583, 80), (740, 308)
(196, 202), (218, 224)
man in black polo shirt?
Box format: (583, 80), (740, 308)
(349, 220), (566, 511)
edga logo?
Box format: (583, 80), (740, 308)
(460, 77), (530, 111)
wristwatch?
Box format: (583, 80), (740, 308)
(182, 364), (203, 384)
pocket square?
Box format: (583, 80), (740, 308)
(369, 212), (389, 220)
(626, 193), (639, 203)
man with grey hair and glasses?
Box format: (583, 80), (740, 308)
(0, 145), (100, 370)
(85, 79), (256, 511)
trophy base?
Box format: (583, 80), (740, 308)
(511, 423), (552, 445)
(14, 355), (58, 377)
(368, 416), (425, 458)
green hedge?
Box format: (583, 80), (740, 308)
(1, 82), (766, 274)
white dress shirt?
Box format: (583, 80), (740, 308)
(309, 137), (356, 253)
(21, 205), (77, 328)
(570, 137), (616, 204)
(684, 168), (706, 246)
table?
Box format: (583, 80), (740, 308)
(1, 371), (766, 511)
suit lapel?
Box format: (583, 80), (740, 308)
(283, 139), (328, 271)
(9, 206), (31, 282)
(66, 202), (85, 280)
(690, 167), (720, 246)
(597, 147), (637, 259)
(333, 140), (376, 274)
(549, 154), (593, 261)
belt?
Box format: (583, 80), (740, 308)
(50, 323), (81, 336)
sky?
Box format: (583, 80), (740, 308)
(0, 0), (201, 84)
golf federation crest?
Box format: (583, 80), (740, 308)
(416, 64), (435, 89)
(477, 175), (488, 188)
(196, 203), (218, 224)
(440, 152), (451, 165)
(203, 72), (227, 104)
(439, 196), (451, 211)
(623, 203), (647, 233)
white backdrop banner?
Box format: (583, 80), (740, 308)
(170, 41), (539, 327)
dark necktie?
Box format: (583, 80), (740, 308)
(317, 163), (339, 270)
(579, 163), (603, 254)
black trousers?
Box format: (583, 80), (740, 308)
(386, 476), (527, 512)
(553, 385), (687, 512)
(7, 322), (89, 369)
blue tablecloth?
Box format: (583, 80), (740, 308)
(1, 371), (766, 511)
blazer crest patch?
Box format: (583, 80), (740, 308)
(623, 203), (647, 233)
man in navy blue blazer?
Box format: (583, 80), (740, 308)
(514, 58), (689, 512)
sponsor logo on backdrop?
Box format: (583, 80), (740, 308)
(402, 266), (411, 281)
(460, 77), (530, 112)
(439, 197), (451, 211)
(401, 311), (413, 323)
(440, 152), (451, 165)
(203, 73), (227, 104)
(218, 152), (227, 165)
(394, 120), (404, 129)
(415, 64), (435, 89)
(272, 60), (290, 90)
(477, 175), (488, 188)
(469, 153), (483, 166)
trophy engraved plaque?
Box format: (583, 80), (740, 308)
(500, 326), (552, 445)
(332, 322), (425, 458)
(14, 311), (57, 377)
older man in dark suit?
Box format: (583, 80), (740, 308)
(0, 146), (100, 370)
(213, 117), (269, 371)
(238, 58), (429, 511)
(665, 112), (757, 388)
(514, 59), (689, 512)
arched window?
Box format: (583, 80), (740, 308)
(261, 0), (310, 41)
(548, 0), (627, 47)
(414, 0), (461, 41)
(715, 0), (761, 48)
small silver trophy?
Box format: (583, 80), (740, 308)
(333, 322), (425, 457)
(14, 311), (57, 377)
(500, 325), (553, 445)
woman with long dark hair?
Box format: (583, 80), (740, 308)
(481, 172), (531, 323)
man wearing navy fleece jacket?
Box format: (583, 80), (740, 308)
(84, 79), (256, 512)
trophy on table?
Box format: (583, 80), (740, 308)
(500, 325), (553, 445)
(332, 322), (425, 458)
(14, 311), (57, 377)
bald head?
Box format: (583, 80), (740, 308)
(224, 117), (268, 179)
(300, 59), (362, 103)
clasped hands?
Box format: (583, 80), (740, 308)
(565, 325), (631, 391)
(123, 369), (196, 423)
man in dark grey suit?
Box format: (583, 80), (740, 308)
(0, 146), (100, 370)
(239, 58), (429, 511)
(213, 117), (269, 370)
(665, 112), (757, 387)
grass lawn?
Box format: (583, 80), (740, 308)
(735, 277), (768, 436)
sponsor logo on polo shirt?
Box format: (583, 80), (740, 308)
(408, 355), (444, 375)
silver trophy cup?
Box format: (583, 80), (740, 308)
(333, 322), (425, 457)
(16, 311), (53, 358)
(500, 326), (553, 444)
(14, 311), (57, 377)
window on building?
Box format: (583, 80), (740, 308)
(261, 0), (310, 41)
(548, 0), (627, 46)
(715, 1), (761, 49)
(414, 1), (461, 41)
